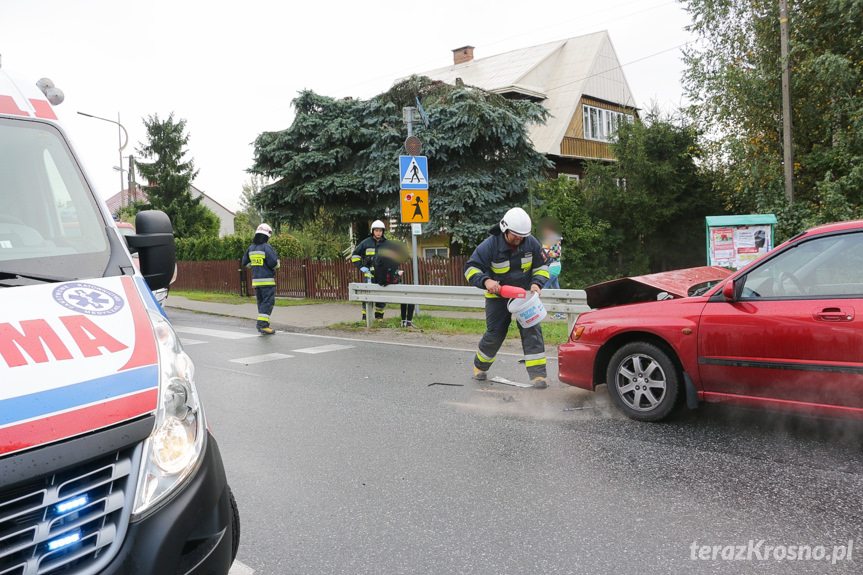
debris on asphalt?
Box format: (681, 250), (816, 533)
(563, 406), (595, 411)
(490, 376), (533, 388)
(428, 382), (465, 387)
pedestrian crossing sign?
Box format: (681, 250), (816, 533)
(400, 189), (429, 223)
(399, 155), (428, 189)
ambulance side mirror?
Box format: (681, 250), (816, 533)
(125, 210), (176, 291)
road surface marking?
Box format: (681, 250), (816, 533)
(229, 353), (294, 365)
(280, 332), (558, 360)
(229, 561), (255, 575)
(180, 338), (206, 346)
(292, 344), (355, 354)
(173, 326), (259, 340)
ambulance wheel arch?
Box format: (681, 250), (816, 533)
(125, 210), (176, 292)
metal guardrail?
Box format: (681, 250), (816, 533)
(348, 283), (590, 330)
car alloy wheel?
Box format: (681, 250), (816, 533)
(606, 342), (680, 421)
(614, 353), (667, 411)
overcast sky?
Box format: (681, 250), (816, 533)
(0, 0), (693, 212)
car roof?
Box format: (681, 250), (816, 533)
(801, 219), (863, 237)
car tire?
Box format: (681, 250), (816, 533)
(605, 342), (680, 422)
(229, 486), (241, 562)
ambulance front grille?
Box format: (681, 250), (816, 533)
(0, 449), (135, 575)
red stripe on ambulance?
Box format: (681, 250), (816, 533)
(28, 98), (57, 120)
(0, 94), (29, 116)
(119, 276), (158, 371)
(0, 389), (158, 456)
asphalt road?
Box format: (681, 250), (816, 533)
(168, 309), (863, 575)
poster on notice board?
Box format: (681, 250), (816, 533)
(708, 225), (772, 269)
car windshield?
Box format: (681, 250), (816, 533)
(0, 117), (109, 283)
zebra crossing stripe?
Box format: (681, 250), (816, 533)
(229, 561), (255, 575)
(173, 326), (259, 340)
(229, 353), (294, 365)
(292, 344), (355, 354)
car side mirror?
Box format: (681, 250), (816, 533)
(722, 279), (737, 302)
(125, 210), (176, 291)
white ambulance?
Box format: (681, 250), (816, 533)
(0, 62), (239, 574)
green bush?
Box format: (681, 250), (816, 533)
(175, 233), (302, 261)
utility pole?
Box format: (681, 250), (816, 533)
(779, 0), (794, 203)
(128, 155), (135, 209)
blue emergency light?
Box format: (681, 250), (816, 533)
(47, 531), (81, 551)
(56, 495), (88, 514)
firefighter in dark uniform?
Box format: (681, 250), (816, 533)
(464, 207), (551, 388)
(242, 223), (279, 335)
(351, 219), (388, 322)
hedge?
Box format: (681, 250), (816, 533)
(175, 233), (302, 261)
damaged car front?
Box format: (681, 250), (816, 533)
(558, 266), (732, 420)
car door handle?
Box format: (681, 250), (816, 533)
(814, 307), (854, 322)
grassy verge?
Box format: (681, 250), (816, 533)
(330, 314), (573, 345)
(171, 290), (338, 307)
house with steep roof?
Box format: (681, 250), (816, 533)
(105, 184), (235, 238)
(414, 31), (638, 179)
(401, 31), (638, 257)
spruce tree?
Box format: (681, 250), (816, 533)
(136, 113), (218, 238)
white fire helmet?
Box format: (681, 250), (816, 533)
(371, 220), (386, 231)
(499, 207), (532, 237)
(256, 223), (273, 237)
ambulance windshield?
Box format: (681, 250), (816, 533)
(0, 118), (110, 282)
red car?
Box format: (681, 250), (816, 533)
(558, 220), (863, 421)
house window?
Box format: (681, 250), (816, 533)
(583, 104), (633, 142)
(565, 174), (580, 181)
(424, 247), (448, 258)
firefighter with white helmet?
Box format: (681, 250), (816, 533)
(242, 223), (280, 334)
(350, 219), (388, 322)
(464, 207), (551, 387)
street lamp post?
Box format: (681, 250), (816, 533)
(77, 111), (128, 207)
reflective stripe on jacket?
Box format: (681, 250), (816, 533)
(464, 231), (549, 294)
(242, 242), (280, 286)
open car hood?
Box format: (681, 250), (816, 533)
(585, 266), (732, 309)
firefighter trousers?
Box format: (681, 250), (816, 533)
(255, 285), (275, 330)
(474, 296), (547, 379)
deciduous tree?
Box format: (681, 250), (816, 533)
(682, 0), (863, 237)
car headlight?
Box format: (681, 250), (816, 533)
(132, 310), (206, 519)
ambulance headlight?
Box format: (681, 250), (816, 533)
(132, 310), (206, 518)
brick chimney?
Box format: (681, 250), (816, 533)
(452, 46), (475, 65)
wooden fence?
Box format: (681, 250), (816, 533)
(173, 256), (471, 300)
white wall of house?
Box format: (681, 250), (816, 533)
(191, 186), (235, 237)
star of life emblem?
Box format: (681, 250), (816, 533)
(53, 282), (125, 316)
